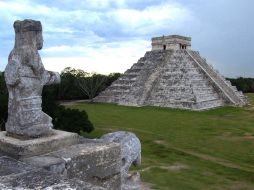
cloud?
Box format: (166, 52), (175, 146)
(42, 39), (150, 74)
(117, 3), (191, 37)
(0, 1), (55, 16)
(0, 0), (193, 73)
(53, 0), (126, 10)
(1, 0), (252, 77)
(111, 3), (192, 30)
(0, 0), (192, 38)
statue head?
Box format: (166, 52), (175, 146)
(14, 19), (43, 50)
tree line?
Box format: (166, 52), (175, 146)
(227, 77), (254, 93)
(58, 67), (121, 101)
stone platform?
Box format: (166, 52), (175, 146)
(0, 155), (106, 190)
(0, 19), (131, 190)
(0, 130), (79, 158)
(22, 141), (121, 189)
(0, 131), (122, 190)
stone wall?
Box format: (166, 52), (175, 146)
(151, 35), (191, 51)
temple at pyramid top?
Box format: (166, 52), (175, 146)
(95, 34), (248, 110)
(152, 35), (191, 51)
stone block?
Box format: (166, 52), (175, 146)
(22, 155), (66, 176)
(48, 142), (121, 190)
(0, 151), (5, 157)
(0, 156), (34, 176)
(0, 130), (79, 158)
(0, 168), (106, 190)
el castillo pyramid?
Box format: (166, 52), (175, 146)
(95, 35), (248, 110)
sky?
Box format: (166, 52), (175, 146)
(0, 0), (253, 77)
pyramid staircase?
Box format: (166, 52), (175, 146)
(95, 35), (247, 110)
(188, 51), (247, 106)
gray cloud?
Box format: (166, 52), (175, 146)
(0, 0), (253, 77)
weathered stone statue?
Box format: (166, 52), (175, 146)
(4, 19), (60, 138)
(0, 20), (125, 190)
(101, 131), (142, 190)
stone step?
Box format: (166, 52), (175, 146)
(153, 93), (194, 99)
(124, 73), (139, 77)
(193, 87), (216, 92)
(95, 48), (247, 110)
(109, 86), (131, 90)
(188, 50), (247, 105)
(111, 82), (133, 87)
(150, 94), (196, 102)
(128, 68), (141, 73)
(194, 92), (218, 98)
(195, 99), (225, 110)
(196, 94), (220, 102)
(231, 86), (238, 91)
(118, 78), (136, 82)
(151, 101), (195, 110)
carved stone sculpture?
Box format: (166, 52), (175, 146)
(4, 19), (60, 138)
(100, 131), (141, 189)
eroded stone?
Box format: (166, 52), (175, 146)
(22, 155), (66, 176)
(101, 131), (141, 177)
(0, 156), (34, 176)
(0, 151), (5, 157)
(0, 169), (105, 190)
(0, 130), (79, 158)
(47, 142), (121, 190)
(4, 19), (60, 138)
(101, 131), (142, 189)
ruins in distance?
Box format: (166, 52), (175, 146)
(95, 35), (248, 110)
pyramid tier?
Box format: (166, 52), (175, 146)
(94, 49), (247, 110)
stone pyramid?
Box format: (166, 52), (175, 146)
(95, 35), (248, 110)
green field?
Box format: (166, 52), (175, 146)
(68, 94), (254, 190)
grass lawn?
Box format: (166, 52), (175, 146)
(67, 93), (254, 190)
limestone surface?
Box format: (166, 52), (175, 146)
(0, 130), (79, 158)
(101, 131), (142, 189)
(94, 35), (248, 110)
(0, 138), (121, 189)
(0, 156), (105, 190)
(101, 131), (141, 176)
(4, 19), (60, 138)
(22, 139), (122, 190)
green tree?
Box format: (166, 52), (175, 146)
(54, 106), (94, 134)
(0, 72), (8, 130)
(59, 67), (87, 100)
(57, 68), (122, 101)
(76, 73), (107, 101)
(42, 85), (94, 134)
(227, 77), (254, 93)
